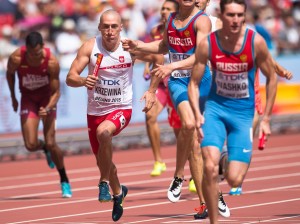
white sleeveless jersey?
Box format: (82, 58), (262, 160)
(87, 35), (134, 116)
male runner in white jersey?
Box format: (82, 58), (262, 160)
(66, 9), (163, 222)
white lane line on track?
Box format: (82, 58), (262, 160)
(1, 145), (299, 182)
(1, 178), (300, 213)
(7, 197), (300, 224)
(1, 159), (300, 191)
(2, 170), (300, 199)
(242, 215), (300, 224)
(128, 197), (300, 224)
(1, 160), (300, 198)
(0, 159), (177, 182)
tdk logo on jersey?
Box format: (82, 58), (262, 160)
(218, 73), (247, 81)
(99, 79), (120, 85)
(172, 54), (189, 60)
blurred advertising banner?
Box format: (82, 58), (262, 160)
(1, 54), (299, 134)
(0, 63), (167, 134)
(259, 54), (300, 115)
(260, 83), (300, 115)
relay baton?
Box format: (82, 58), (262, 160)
(88, 53), (103, 90)
(258, 133), (266, 150)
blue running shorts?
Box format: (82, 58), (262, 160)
(168, 66), (211, 113)
(201, 100), (254, 163)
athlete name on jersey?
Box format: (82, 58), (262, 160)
(216, 62), (248, 72)
(168, 36), (193, 46)
(215, 71), (249, 99)
(94, 78), (124, 103)
(95, 87), (121, 96)
(22, 74), (49, 90)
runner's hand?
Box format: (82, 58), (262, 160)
(151, 64), (173, 79)
(121, 39), (139, 53)
(281, 69), (293, 80)
(38, 107), (48, 117)
(141, 90), (157, 113)
(258, 117), (271, 141)
(11, 97), (18, 112)
(85, 74), (98, 89)
(196, 114), (205, 142)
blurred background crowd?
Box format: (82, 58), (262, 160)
(0, 0), (300, 71)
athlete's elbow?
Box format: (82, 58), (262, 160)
(65, 75), (73, 87)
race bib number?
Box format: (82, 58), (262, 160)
(169, 52), (191, 78)
(22, 74), (49, 90)
(94, 78), (124, 103)
(215, 71), (249, 98)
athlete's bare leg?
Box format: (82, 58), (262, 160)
(21, 117), (43, 151)
(201, 146), (220, 224)
(96, 120), (116, 184)
(146, 100), (165, 163)
(42, 116), (64, 169)
(175, 101), (196, 178)
(188, 136), (205, 203)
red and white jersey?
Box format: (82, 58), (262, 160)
(208, 28), (257, 110)
(87, 35), (134, 116)
(17, 46), (50, 95)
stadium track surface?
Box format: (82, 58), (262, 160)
(0, 132), (300, 223)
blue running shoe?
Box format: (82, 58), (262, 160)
(61, 182), (72, 198)
(98, 181), (112, 202)
(44, 150), (55, 169)
(112, 185), (128, 222)
(229, 186), (242, 196)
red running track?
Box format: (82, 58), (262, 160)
(0, 133), (300, 224)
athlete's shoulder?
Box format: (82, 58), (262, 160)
(150, 24), (163, 40)
(78, 36), (96, 56)
(195, 12), (211, 33)
(8, 47), (21, 67)
(48, 51), (60, 69)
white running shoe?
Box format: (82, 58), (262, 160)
(167, 177), (184, 203)
(218, 192), (230, 217)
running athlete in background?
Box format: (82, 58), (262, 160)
(188, 0), (278, 223)
(143, 0), (179, 177)
(66, 10), (163, 222)
(123, 0), (212, 219)
(6, 31), (72, 198)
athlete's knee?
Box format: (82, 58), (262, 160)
(24, 141), (39, 152)
(44, 142), (55, 150)
(203, 161), (219, 181)
(180, 120), (195, 134)
(226, 173), (244, 187)
(97, 129), (112, 142)
(145, 113), (157, 124)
